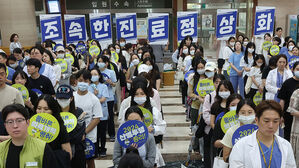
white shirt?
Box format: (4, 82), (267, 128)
(240, 56), (254, 77)
(74, 91), (103, 143)
(249, 67), (263, 89)
(122, 50), (130, 67)
(23, 63), (56, 86)
(222, 46), (234, 70)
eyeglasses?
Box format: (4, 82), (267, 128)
(5, 118), (26, 127)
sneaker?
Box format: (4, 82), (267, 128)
(99, 151), (107, 157)
(110, 136), (115, 142)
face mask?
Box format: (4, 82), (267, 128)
(148, 65), (153, 71)
(183, 49), (189, 55)
(230, 106), (237, 111)
(257, 63), (263, 67)
(243, 42), (248, 45)
(295, 70), (299, 78)
(197, 69), (205, 75)
(132, 59), (140, 66)
(190, 50), (195, 55)
(134, 96), (147, 105)
(219, 91), (230, 99)
(97, 62), (106, 69)
(289, 45), (294, 51)
(120, 42), (125, 47)
(116, 49), (120, 54)
(91, 75), (99, 82)
(205, 71), (214, 78)
(71, 85), (78, 91)
(230, 42), (235, 46)
(137, 53), (142, 58)
(77, 82), (89, 92)
(57, 53), (64, 59)
(248, 48), (254, 53)
(9, 63), (18, 68)
(238, 115), (255, 125)
(57, 99), (71, 108)
(24, 55), (30, 60)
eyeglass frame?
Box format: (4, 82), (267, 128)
(4, 118), (27, 127)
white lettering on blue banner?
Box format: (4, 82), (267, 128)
(216, 9), (237, 39)
(64, 15), (87, 44)
(254, 6), (275, 36)
(40, 14), (63, 43)
(148, 13), (169, 45)
(177, 12), (198, 42)
(116, 13), (137, 44)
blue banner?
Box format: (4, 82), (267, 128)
(117, 120), (148, 148)
(216, 9), (237, 39)
(177, 12), (198, 42)
(116, 13), (137, 44)
(64, 15), (87, 44)
(40, 14), (63, 43)
(89, 13), (112, 47)
(148, 13), (169, 45)
(84, 138), (95, 159)
(254, 7), (275, 36)
(232, 124), (258, 146)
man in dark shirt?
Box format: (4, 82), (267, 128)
(0, 104), (57, 167)
(26, 58), (55, 96)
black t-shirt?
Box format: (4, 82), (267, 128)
(49, 120), (70, 151)
(211, 102), (227, 118)
(28, 75), (55, 95)
(211, 119), (225, 156)
(6, 142), (57, 168)
(277, 77), (299, 111)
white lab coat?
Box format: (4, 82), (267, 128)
(229, 130), (296, 168)
(265, 68), (293, 100)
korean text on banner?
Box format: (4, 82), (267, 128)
(177, 12), (198, 43)
(116, 13), (137, 44)
(216, 9), (237, 40)
(40, 14), (63, 43)
(64, 15), (87, 44)
(148, 13), (169, 45)
(89, 13), (112, 49)
(254, 6), (275, 37)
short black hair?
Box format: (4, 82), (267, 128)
(2, 104), (29, 121)
(76, 69), (91, 81)
(10, 33), (18, 42)
(236, 99), (256, 115)
(26, 58), (42, 70)
(272, 37), (281, 45)
(43, 49), (55, 65)
(0, 52), (8, 60)
(256, 100), (282, 119)
(0, 63), (6, 72)
(276, 27), (282, 32)
(8, 55), (16, 62)
(13, 48), (22, 54)
(12, 70), (29, 85)
(293, 61), (299, 70)
(125, 106), (144, 120)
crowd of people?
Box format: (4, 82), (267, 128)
(0, 25), (298, 168)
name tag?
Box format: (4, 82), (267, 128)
(26, 162), (38, 167)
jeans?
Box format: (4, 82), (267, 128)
(230, 75), (244, 98)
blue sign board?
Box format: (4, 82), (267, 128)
(64, 15), (87, 44)
(216, 9), (237, 39)
(90, 13), (112, 43)
(40, 14), (63, 43)
(177, 12), (198, 42)
(148, 13), (169, 45)
(116, 13), (137, 43)
(232, 124), (258, 146)
(117, 120), (148, 148)
(254, 7), (275, 36)
(85, 138), (95, 159)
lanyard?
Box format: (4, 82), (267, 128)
(257, 137), (274, 168)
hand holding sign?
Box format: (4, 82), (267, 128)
(12, 84), (29, 101)
(196, 79), (215, 97)
(28, 113), (60, 143)
(221, 110), (239, 133)
(60, 112), (78, 133)
(117, 120), (148, 148)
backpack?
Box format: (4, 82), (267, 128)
(195, 93), (212, 138)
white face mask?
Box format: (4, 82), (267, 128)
(238, 115), (255, 125)
(218, 91), (230, 99)
(230, 42), (235, 46)
(137, 53), (142, 58)
(248, 48), (254, 53)
(257, 63), (263, 67)
(120, 42), (125, 47)
(132, 59), (140, 66)
(57, 53), (64, 59)
(134, 96), (147, 105)
(243, 42), (248, 45)
(190, 50), (195, 55)
(230, 106), (237, 111)
(183, 49), (189, 55)
(197, 69), (205, 75)
(57, 99), (71, 108)
(289, 45), (294, 51)
(9, 63), (18, 69)
(115, 49), (120, 54)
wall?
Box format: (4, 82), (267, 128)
(258, 0), (299, 37)
(0, 0), (38, 49)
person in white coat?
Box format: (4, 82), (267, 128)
(265, 54), (293, 102)
(229, 100), (296, 168)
